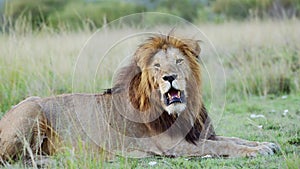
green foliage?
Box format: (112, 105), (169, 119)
(155, 0), (203, 22)
(2, 0), (300, 30)
(3, 0), (145, 30)
(213, 0), (300, 20)
(48, 1), (146, 30)
(213, 0), (260, 19)
(4, 0), (70, 29)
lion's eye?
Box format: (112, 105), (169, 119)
(154, 63), (160, 68)
(176, 58), (184, 64)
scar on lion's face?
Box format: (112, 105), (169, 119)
(149, 47), (191, 115)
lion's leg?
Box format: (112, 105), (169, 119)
(214, 136), (280, 152)
(0, 99), (48, 163)
(214, 136), (262, 146)
(165, 139), (278, 158)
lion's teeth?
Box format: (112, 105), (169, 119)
(168, 93), (172, 99)
(178, 91), (181, 97)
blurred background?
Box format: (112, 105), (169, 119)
(0, 0), (299, 109)
(0, 1), (299, 168)
(0, 0), (300, 31)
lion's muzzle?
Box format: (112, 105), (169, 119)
(161, 74), (185, 107)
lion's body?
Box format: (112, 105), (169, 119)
(0, 34), (278, 164)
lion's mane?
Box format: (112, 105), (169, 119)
(105, 34), (215, 144)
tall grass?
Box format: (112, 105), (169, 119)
(1, 19), (300, 112)
(0, 29), (91, 112)
(198, 20), (300, 100)
(0, 19), (299, 168)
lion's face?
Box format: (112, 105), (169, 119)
(149, 47), (191, 115)
(127, 35), (201, 115)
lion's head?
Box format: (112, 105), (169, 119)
(143, 46), (195, 115)
(127, 34), (202, 116)
(108, 34), (213, 143)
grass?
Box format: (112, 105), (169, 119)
(108, 95), (299, 169)
(0, 19), (300, 168)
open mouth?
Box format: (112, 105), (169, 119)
(164, 87), (184, 106)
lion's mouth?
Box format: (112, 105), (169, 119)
(164, 87), (185, 106)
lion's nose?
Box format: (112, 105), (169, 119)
(163, 74), (177, 82)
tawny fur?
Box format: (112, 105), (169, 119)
(0, 34), (279, 164)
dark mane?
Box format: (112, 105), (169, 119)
(146, 105), (215, 144)
(102, 34), (215, 144)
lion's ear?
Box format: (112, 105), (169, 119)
(182, 39), (201, 58)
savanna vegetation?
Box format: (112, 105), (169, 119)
(1, 0), (300, 30)
(0, 0), (299, 168)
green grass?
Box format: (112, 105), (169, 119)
(0, 20), (300, 168)
(113, 95), (300, 169)
(11, 95), (298, 169)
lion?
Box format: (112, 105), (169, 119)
(0, 34), (279, 164)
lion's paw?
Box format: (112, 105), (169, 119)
(260, 142), (280, 153)
(245, 143), (279, 157)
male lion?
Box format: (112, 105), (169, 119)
(0, 34), (279, 164)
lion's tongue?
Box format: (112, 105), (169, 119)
(169, 90), (180, 99)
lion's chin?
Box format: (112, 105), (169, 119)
(165, 103), (186, 115)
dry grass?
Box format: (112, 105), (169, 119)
(198, 20), (300, 99)
(0, 31), (88, 111)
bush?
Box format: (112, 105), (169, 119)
(3, 0), (146, 31)
(48, 1), (146, 30)
(4, 0), (69, 29)
(155, 0), (203, 22)
(212, 0), (300, 20)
